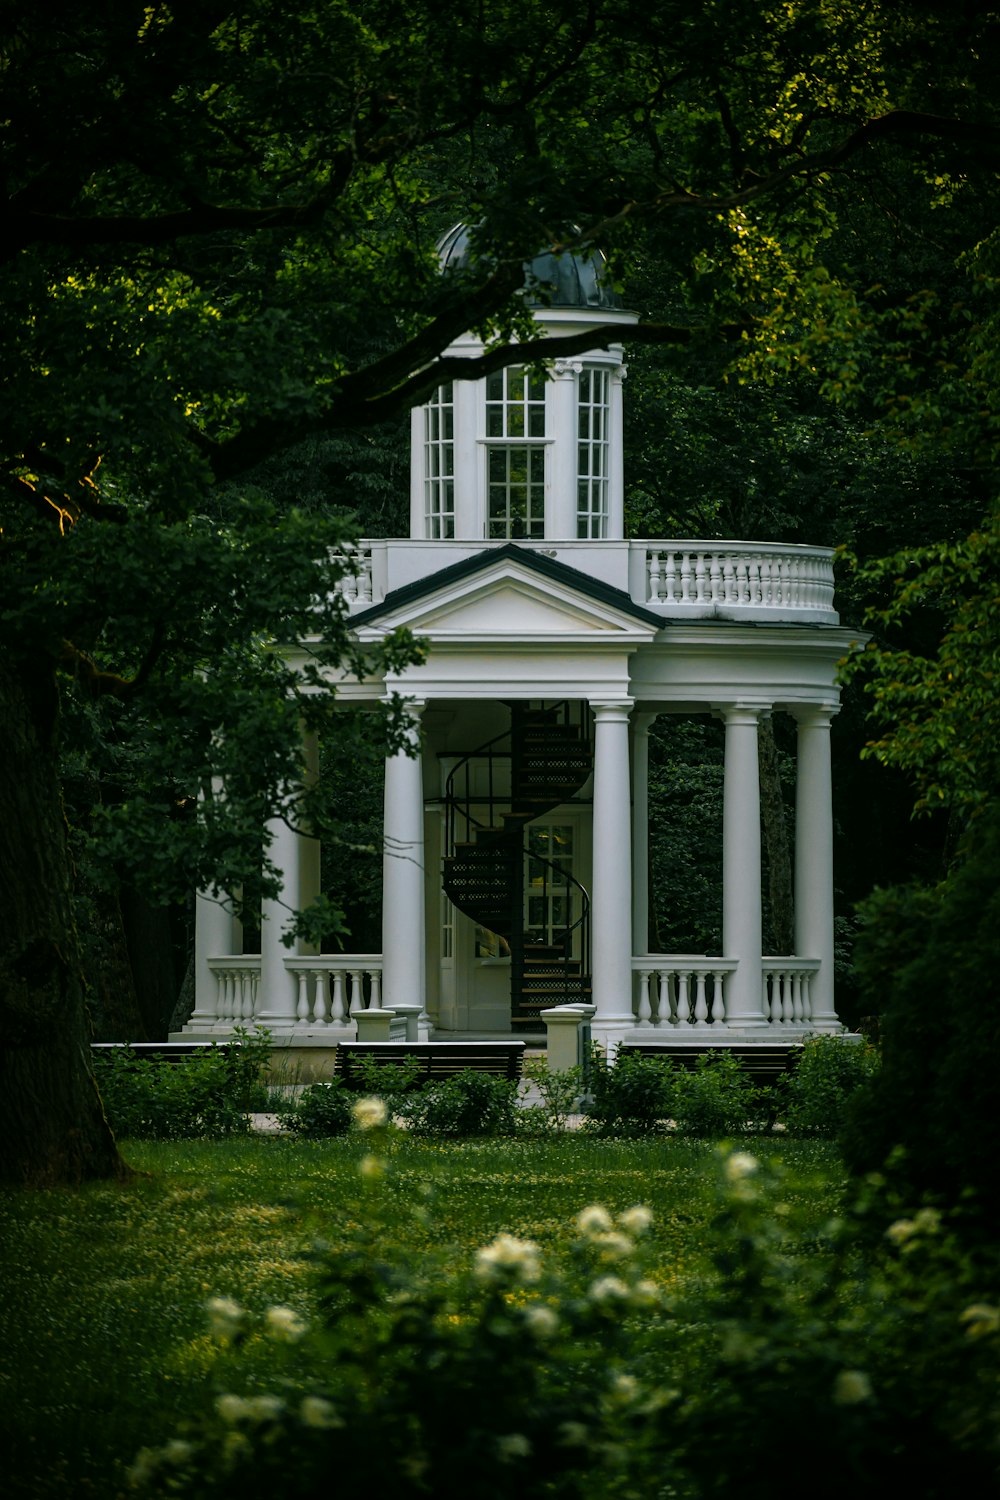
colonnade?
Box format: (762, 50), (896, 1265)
(192, 696), (840, 1040)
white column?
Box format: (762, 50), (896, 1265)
(382, 699), (427, 1022)
(257, 809), (301, 1029)
(546, 360), (580, 540)
(721, 704), (766, 1028)
(590, 701), (635, 1047)
(631, 712), (657, 957)
(794, 705), (840, 1029)
(192, 891), (234, 1030)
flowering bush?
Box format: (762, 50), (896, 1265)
(128, 1144), (1000, 1500)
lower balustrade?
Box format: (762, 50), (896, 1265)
(761, 959), (820, 1026)
(206, 955), (383, 1030)
(632, 956), (820, 1029)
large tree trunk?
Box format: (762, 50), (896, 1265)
(0, 654), (130, 1186)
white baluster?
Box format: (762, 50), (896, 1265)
(238, 968), (253, 1022)
(315, 970), (331, 1024)
(349, 969), (363, 1013)
(736, 556), (749, 603)
(330, 969), (346, 1024)
(760, 557), (773, 606)
(636, 969), (652, 1025)
(648, 550), (662, 603)
(694, 552), (707, 603)
(368, 968), (382, 1009)
(712, 972), (727, 1026)
(801, 971), (813, 1022)
(664, 551), (676, 604)
(676, 970), (690, 1024)
(762, 971), (774, 1023)
(747, 558), (761, 604)
(296, 970), (311, 1024)
(710, 553), (723, 603)
(358, 553), (373, 606)
(680, 552), (692, 602)
(693, 970), (709, 1024)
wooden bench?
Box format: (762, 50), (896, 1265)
(619, 1042), (802, 1086)
(333, 1041), (526, 1090)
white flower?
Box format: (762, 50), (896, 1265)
(246, 1395), (285, 1423)
(618, 1205), (654, 1235)
(300, 1396), (343, 1429)
(832, 1369), (872, 1405)
(589, 1275), (630, 1303)
(496, 1433), (532, 1461)
(359, 1153), (385, 1180)
(724, 1152), (759, 1182)
(914, 1207), (942, 1235)
(592, 1230), (635, 1260)
(523, 1304), (559, 1338)
(206, 1295), (244, 1341)
(558, 1421), (589, 1448)
(265, 1304), (307, 1341)
(162, 1440), (195, 1466)
(475, 1233), (542, 1283)
(353, 1096), (387, 1130)
(127, 1448), (160, 1485)
(960, 1303), (1000, 1339)
(885, 1218), (917, 1246)
(630, 1278), (662, 1307)
(216, 1393), (253, 1425)
(575, 1204), (614, 1238)
(609, 1373), (640, 1403)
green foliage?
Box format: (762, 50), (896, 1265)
(277, 1083), (353, 1140)
(584, 1048), (677, 1136)
(403, 1069), (519, 1139)
(782, 1036), (880, 1138)
(517, 1058), (585, 1135)
(93, 1029), (272, 1141)
(843, 801), (1000, 1233)
(125, 1150), (1000, 1500)
(671, 1050), (765, 1137)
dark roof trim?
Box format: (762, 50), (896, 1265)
(349, 542), (665, 628)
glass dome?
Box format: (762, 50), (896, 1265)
(437, 223), (622, 310)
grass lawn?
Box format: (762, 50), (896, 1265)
(0, 1134), (845, 1499)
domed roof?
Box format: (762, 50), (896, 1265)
(437, 223), (622, 310)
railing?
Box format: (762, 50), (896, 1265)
(632, 958), (735, 1026)
(761, 959), (820, 1026)
(284, 957), (382, 1026)
(642, 543), (835, 614)
(333, 546), (374, 608)
(206, 956), (382, 1028)
(207, 958), (261, 1024)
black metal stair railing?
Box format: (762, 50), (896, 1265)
(441, 702), (592, 1029)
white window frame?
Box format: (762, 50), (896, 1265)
(423, 383), (455, 538)
(577, 366), (610, 539)
(483, 366), (547, 539)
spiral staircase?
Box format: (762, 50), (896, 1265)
(443, 703), (593, 1032)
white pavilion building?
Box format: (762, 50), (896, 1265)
(185, 230), (862, 1057)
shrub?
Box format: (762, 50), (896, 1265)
(583, 1047), (677, 1135)
(128, 1151), (1000, 1500)
(403, 1069), (519, 1138)
(278, 1082), (353, 1138)
(671, 1049), (763, 1136)
(93, 1028), (272, 1140)
(516, 1058), (584, 1135)
(782, 1035), (879, 1137)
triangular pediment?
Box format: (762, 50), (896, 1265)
(352, 554), (661, 642)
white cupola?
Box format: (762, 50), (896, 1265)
(410, 226), (639, 544)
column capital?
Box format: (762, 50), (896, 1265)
(792, 702), (839, 728)
(632, 710), (659, 738)
(550, 358), (583, 380)
(712, 701), (769, 726)
(590, 699), (634, 722)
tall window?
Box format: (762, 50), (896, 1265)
(526, 823), (574, 948)
(424, 383), (454, 538)
(577, 367), (610, 538)
(485, 367), (546, 538)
